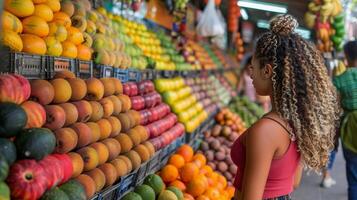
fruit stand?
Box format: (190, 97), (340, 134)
(0, 0), (263, 200)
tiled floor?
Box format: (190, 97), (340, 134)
(292, 148), (348, 200)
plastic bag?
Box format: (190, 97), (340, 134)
(196, 0), (225, 37)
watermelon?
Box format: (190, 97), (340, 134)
(0, 155), (9, 182)
(134, 184), (155, 200)
(15, 128), (56, 160)
(167, 186), (184, 200)
(0, 182), (10, 200)
(143, 174), (164, 195)
(0, 138), (17, 165)
(0, 102), (27, 137)
(121, 192), (143, 200)
(40, 187), (69, 200)
(59, 180), (86, 200)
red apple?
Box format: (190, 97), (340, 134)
(130, 96), (145, 111)
(44, 105), (66, 130)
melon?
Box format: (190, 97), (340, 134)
(143, 174), (164, 195)
(134, 185), (155, 200)
(158, 190), (178, 200)
(58, 180), (86, 200)
(0, 182), (10, 200)
(45, 36), (62, 57)
(21, 34), (46, 55)
(46, 0), (61, 12)
(2, 11), (23, 33)
(61, 41), (77, 58)
(48, 22), (67, 42)
(40, 187), (70, 200)
(2, 30), (23, 52)
(167, 186), (184, 200)
(121, 192), (142, 200)
(22, 16), (49, 37)
(4, 0), (35, 18)
(33, 4), (53, 22)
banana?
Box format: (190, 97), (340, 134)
(321, 2), (334, 17)
(331, 0), (343, 17)
(304, 12), (317, 28)
(308, 2), (321, 13)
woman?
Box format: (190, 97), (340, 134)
(231, 15), (340, 200)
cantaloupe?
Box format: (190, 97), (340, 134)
(2, 11), (23, 33)
(22, 16), (49, 37)
(4, 0), (35, 18)
(33, 4), (54, 22)
(133, 144), (150, 162)
(21, 34), (46, 55)
(2, 30), (23, 52)
(125, 150), (141, 170)
(114, 133), (133, 153)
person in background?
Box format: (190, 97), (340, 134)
(238, 55), (271, 112)
(231, 15), (340, 200)
(333, 40), (357, 200)
(237, 55), (256, 102)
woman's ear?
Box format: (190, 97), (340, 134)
(263, 64), (273, 79)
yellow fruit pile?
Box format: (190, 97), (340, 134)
(159, 144), (235, 200)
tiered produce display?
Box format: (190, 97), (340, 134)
(121, 144), (235, 200)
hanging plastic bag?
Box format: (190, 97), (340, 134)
(196, 0), (225, 37)
(211, 9), (227, 49)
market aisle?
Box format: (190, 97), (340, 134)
(292, 147), (348, 200)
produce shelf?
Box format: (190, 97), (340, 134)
(118, 169), (138, 197)
(94, 64), (114, 78)
(133, 161), (150, 186)
(0, 52), (47, 79)
(97, 184), (121, 200)
(147, 149), (162, 174)
(128, 69), (141, 82)
(46, 56), (76, 79)
(75, 59), (93, 79)
(113, 68), (129, 83)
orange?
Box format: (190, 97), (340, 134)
(204, 188), (220, 199)
(160, 164), (179, 183)
(186, 175), (208, 197)
(193, 153), (206, 167)
(169, 180), (186, 192)
(168, 154), (185, 169)
(183, 193), (195, 200)
(180, 163), (199, 183)
(196, 195), (210, 200)
(217, 174), (228, 188)
(226, 186), (236, 198)
(176, 144), (194, 162)
(200, 165), (213, 175)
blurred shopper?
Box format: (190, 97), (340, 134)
(333, 40), (357, 200)
(231, 15), (340, 200)
(238, 55), (271, 112)
(321, 150), (337, 188)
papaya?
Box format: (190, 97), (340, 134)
(4, 0), (35, 18)
(2, 11), (23, 33)
(2, 30), (23, 52)
(21, 34), (47, 55)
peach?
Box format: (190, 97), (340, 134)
(72, 100), (93, 122)
(101, 138), (121, 161)
(99, 97), (114, 118)
(85, 78), (104, 101)
(117, 94), (131, 112)
(30, 79), (55, 105)
(44, 105), (66, 130)
(107, 116), (121, 137)
(85, 168), (106, 192)
(77, 146), (99, 171)
(54, 127), (78, 153)
(59, 103), (78, 126)
(75, 174), (96, 199)
(108, 95), (122, 116)
(50, 78), (72, 103)
(110, 158), (128, 178)
(88, 101), (104, 122)
(68, 152), (84, 178)
(54, 70), (76, 79)
(86, 122), (101, 143)
(67, 78), (87, 101)
(96, 118), (112, 140)
(111, 78), (122, 95)
(100, 77), (115, 97)
(71, 122), (92, 148)
(98, 163), (117, 187)
(89, 142), (109, 165)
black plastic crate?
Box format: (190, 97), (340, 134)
(133, 161), (149, 186)
(159, 145), (171, 166)
(75, 59), (93, 79)
(147, 150), (162, 173)
(128, 69), (141, 82)
(141, 69), (155, 80)
(113, 68), (129, 83)
(118, 170), (137, 197)
(191, 137), (202, 151)
(99, 184), (120, 200)
(94, 65), (114, 78)
(0, 51), (46, 79)
(159, 70), (176, 78)
(46, 56), (76, 78)
(173, 134), (185, 152)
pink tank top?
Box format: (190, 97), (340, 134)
(230, 125), (300, 199)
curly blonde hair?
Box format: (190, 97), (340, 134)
(255, 15), (341, 170)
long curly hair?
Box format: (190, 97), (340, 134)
(255, 15), (341, 170)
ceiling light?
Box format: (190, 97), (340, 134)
(237, 0), (287, 14)
(240, 9), (249, 20)
(257, 20), (311, 39)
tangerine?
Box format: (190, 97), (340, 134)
(176, 144), (193, 162)
(180, 163), (199, 183)
(160, 164), (179, 183)
(168, 154), (185, 169)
